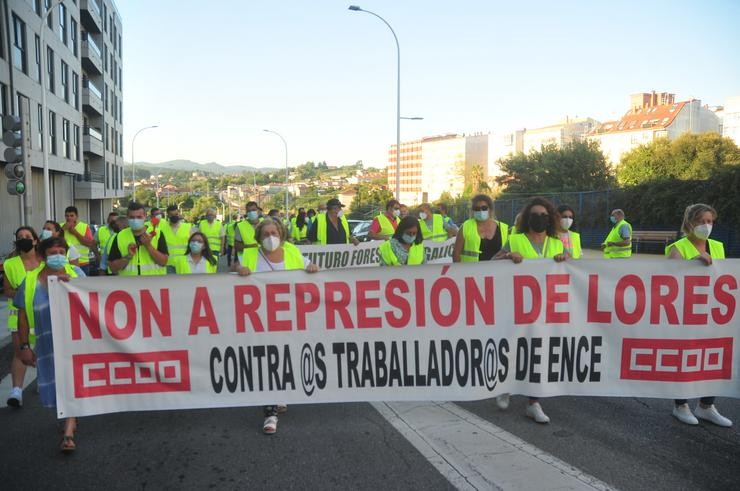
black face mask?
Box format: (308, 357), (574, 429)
(169, 215), (181, 224)
(529, 214), (549, 233)
(110, 225), (121, 234)
(16, 238), (34, 253)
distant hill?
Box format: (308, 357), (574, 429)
(134, 159), (279, 174)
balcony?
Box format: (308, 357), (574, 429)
(83, 126), (104, 157)
(80, 0), (102, 33)
(74, 171), (105, 199)
(82, 79), (103, 116)
(81, 34), (103, 75)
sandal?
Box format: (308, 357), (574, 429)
(61, 435), (76, 453)
(263, 415), (278, 435)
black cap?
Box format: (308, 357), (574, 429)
(326, 198), (344, 208)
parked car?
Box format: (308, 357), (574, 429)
(349, 220), (372, 242)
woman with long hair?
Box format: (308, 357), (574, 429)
(173, 231), (218, 274)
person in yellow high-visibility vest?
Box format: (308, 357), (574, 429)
(3, 226), (42, 408)
(95, 211), (119, 265)
(555, 204), (582, 259)
(225, 215), (239, 267)
(307, 198), (359, 245)
(233, 218), (318, 435)
(417, 203), (456, 242)
(452, 194), (508, 262)
(172, 232), (219, 274)
(379, 217), (426, 266)
(235, 201), (263, 262)
(494, 197), (567, 425)
(291, 207), (310, 243)
(601, 209), (632, 258)
(665, 203), (732, 428)
(196, 208), (225, 259)
(160, 205), (194, 273)
(108, 202), (169, 275)
(15, 236), (84, 451)
(61, 206), (96, 275)
(369, 199), (401, 240)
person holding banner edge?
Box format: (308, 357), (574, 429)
(14, 236), (85, 452)
(453, 194), (509, 263)
(379, 217), (427, 266)
(666, 203), (732, 427)
(494, 197), (567, 424)
(233, 218), (319, 434)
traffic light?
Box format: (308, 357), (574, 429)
(3, 114), (25, 195)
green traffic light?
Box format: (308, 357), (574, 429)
(15, 182), (25, 194)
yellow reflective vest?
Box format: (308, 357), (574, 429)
(159, 221), (193, 266)
(113, 227), (167, 276)
(375, 213), (399, 237)
(602, 219), (632, 258)
(62, 221), (91, 265)
(197, 219), (223, 254)
(4, 256), (42, 335)
(172, 255), (218, 274)
(419, 214), (447, 242)
(314, 213), (351, 245)
(23, 264), (78, 329)
(236, 219), (261, 259)
(291, 217), (309, 242)
(560, 231), (582, 259)
(460, 219), (509, 262)
(665, 237), (725, 260)
(507, 233), (564, 259)
(239, 242), (305, 271)
(379, 240), (424, 266)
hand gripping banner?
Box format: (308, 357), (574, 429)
(49, 259), (740, 417)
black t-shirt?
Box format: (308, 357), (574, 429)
(307, 216), (347, 244)
(478, 224), (503, 261)
(108, 232), (169, 262)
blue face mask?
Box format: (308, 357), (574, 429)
(129, 218), (146, 231)
(402, 233), (416, 244)
(474, 210), (489, 221)
(39, 229), (53, 240)
(189, 241), (203, 254)
(46, 253), (68, 271)
(609, 216), (617, 224)
(246, 210), (259, 221)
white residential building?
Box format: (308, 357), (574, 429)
(722, 96), (740, 146)
(522, 117), (599, 153)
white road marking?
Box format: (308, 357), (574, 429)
(372, 401), (615, 491)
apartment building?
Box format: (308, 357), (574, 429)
(0, 0), (124, 255)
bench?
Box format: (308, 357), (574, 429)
(631, 230), (678, 253)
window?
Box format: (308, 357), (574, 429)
(34, 0), (42, 15)
(103, 4), (107, 31)
(73, 124), (80, 161)
(45, 0), (53, 29)
(71, 18), (78, 57)
(72, 71), (79, 109)
(118, 34), (122, 56)
(47, 47), (55, 93)
(63, 118), (71, 158)
(61, 61), (69, 102)
(118, 66), (122, 90)
(103, 82), (108, 111)
(0, 84), (8, 117)
(103, 44), (107, 72)
(35, 35), (42, 82)
(49, 110), (57, 155)
(37, 104), (44, 150)
(59, 3), (67, 45)
(105, 122), (109, 150)
(12, 14), (27, 73)
(106, 161), (110, 188)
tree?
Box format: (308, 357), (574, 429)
(349, 185), (394, 219)
(469, 164), (490, 193)
(617, 132), (740, 185)
(496, 140), (614, 195)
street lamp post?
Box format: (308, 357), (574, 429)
(349, 5), (401, 200)
(131, 125), (158, 202)
(39, 0), (64, 219)
(263, 129), (289, 218)
(155, 173), (163, 208)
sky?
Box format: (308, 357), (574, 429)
(120, 0), (740, 169)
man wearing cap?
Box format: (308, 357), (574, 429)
(307, 198), (359, 245)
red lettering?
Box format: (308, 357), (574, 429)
(465, 276), (494, 326)
(650, 275), (679, 325)
(545, 274), (569, 323)
(614, 275), (645, 325)
(188, 287), (219, 335)
(414, 278), (426, 327)
(69, 291), (101, 340)
(430, 277), (461, 327)
(325, 281), (354, 329)
(295, 283), (320, 330)
(356, 280), (381, 328)
(266, 284), (292, 332)
(514, 275), (541, 325)
(104, 290), (137, 340)
(683, 276), (709, 325)
(712, 274), (737, 324)
(141, 289), (172, 338)
(587, 274), (611, 323)
(384, 279), (411, 328)
(234, 284), (264, 333)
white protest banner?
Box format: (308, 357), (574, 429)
(50, 259), (740, 418)
(296, 238), (455, 269)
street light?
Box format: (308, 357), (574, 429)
(263, 129), (289, 218)
(349, 5), (401, 200)
(155, 173), (163, 208)
(401, 117), (423, 120)
(131, 125), (158, 202)
(39, 0), (64, 219)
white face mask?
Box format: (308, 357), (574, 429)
(337, 210), (344, 218)
(693, 223), (712, 240)
(392, 209), (401, 217)
(560, 217), (573, 230)
(261, 235), (281, 252)
(419, 212), (428, 220)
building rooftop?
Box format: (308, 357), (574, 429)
(589, 101), (688, 135)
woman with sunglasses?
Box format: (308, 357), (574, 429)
(494, 197), (567, 424)
(453, 194), (509, 263)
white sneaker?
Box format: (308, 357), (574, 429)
(495, 394), (510, 410)
(526, 402), (550, 424)
(672, 403), (698, 425)
(695, 404), (733, 427)
(6, 387), (22, 407)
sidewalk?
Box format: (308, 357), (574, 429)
(0, 302), (10, 348)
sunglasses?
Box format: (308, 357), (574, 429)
(473, 206), (489, 211)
